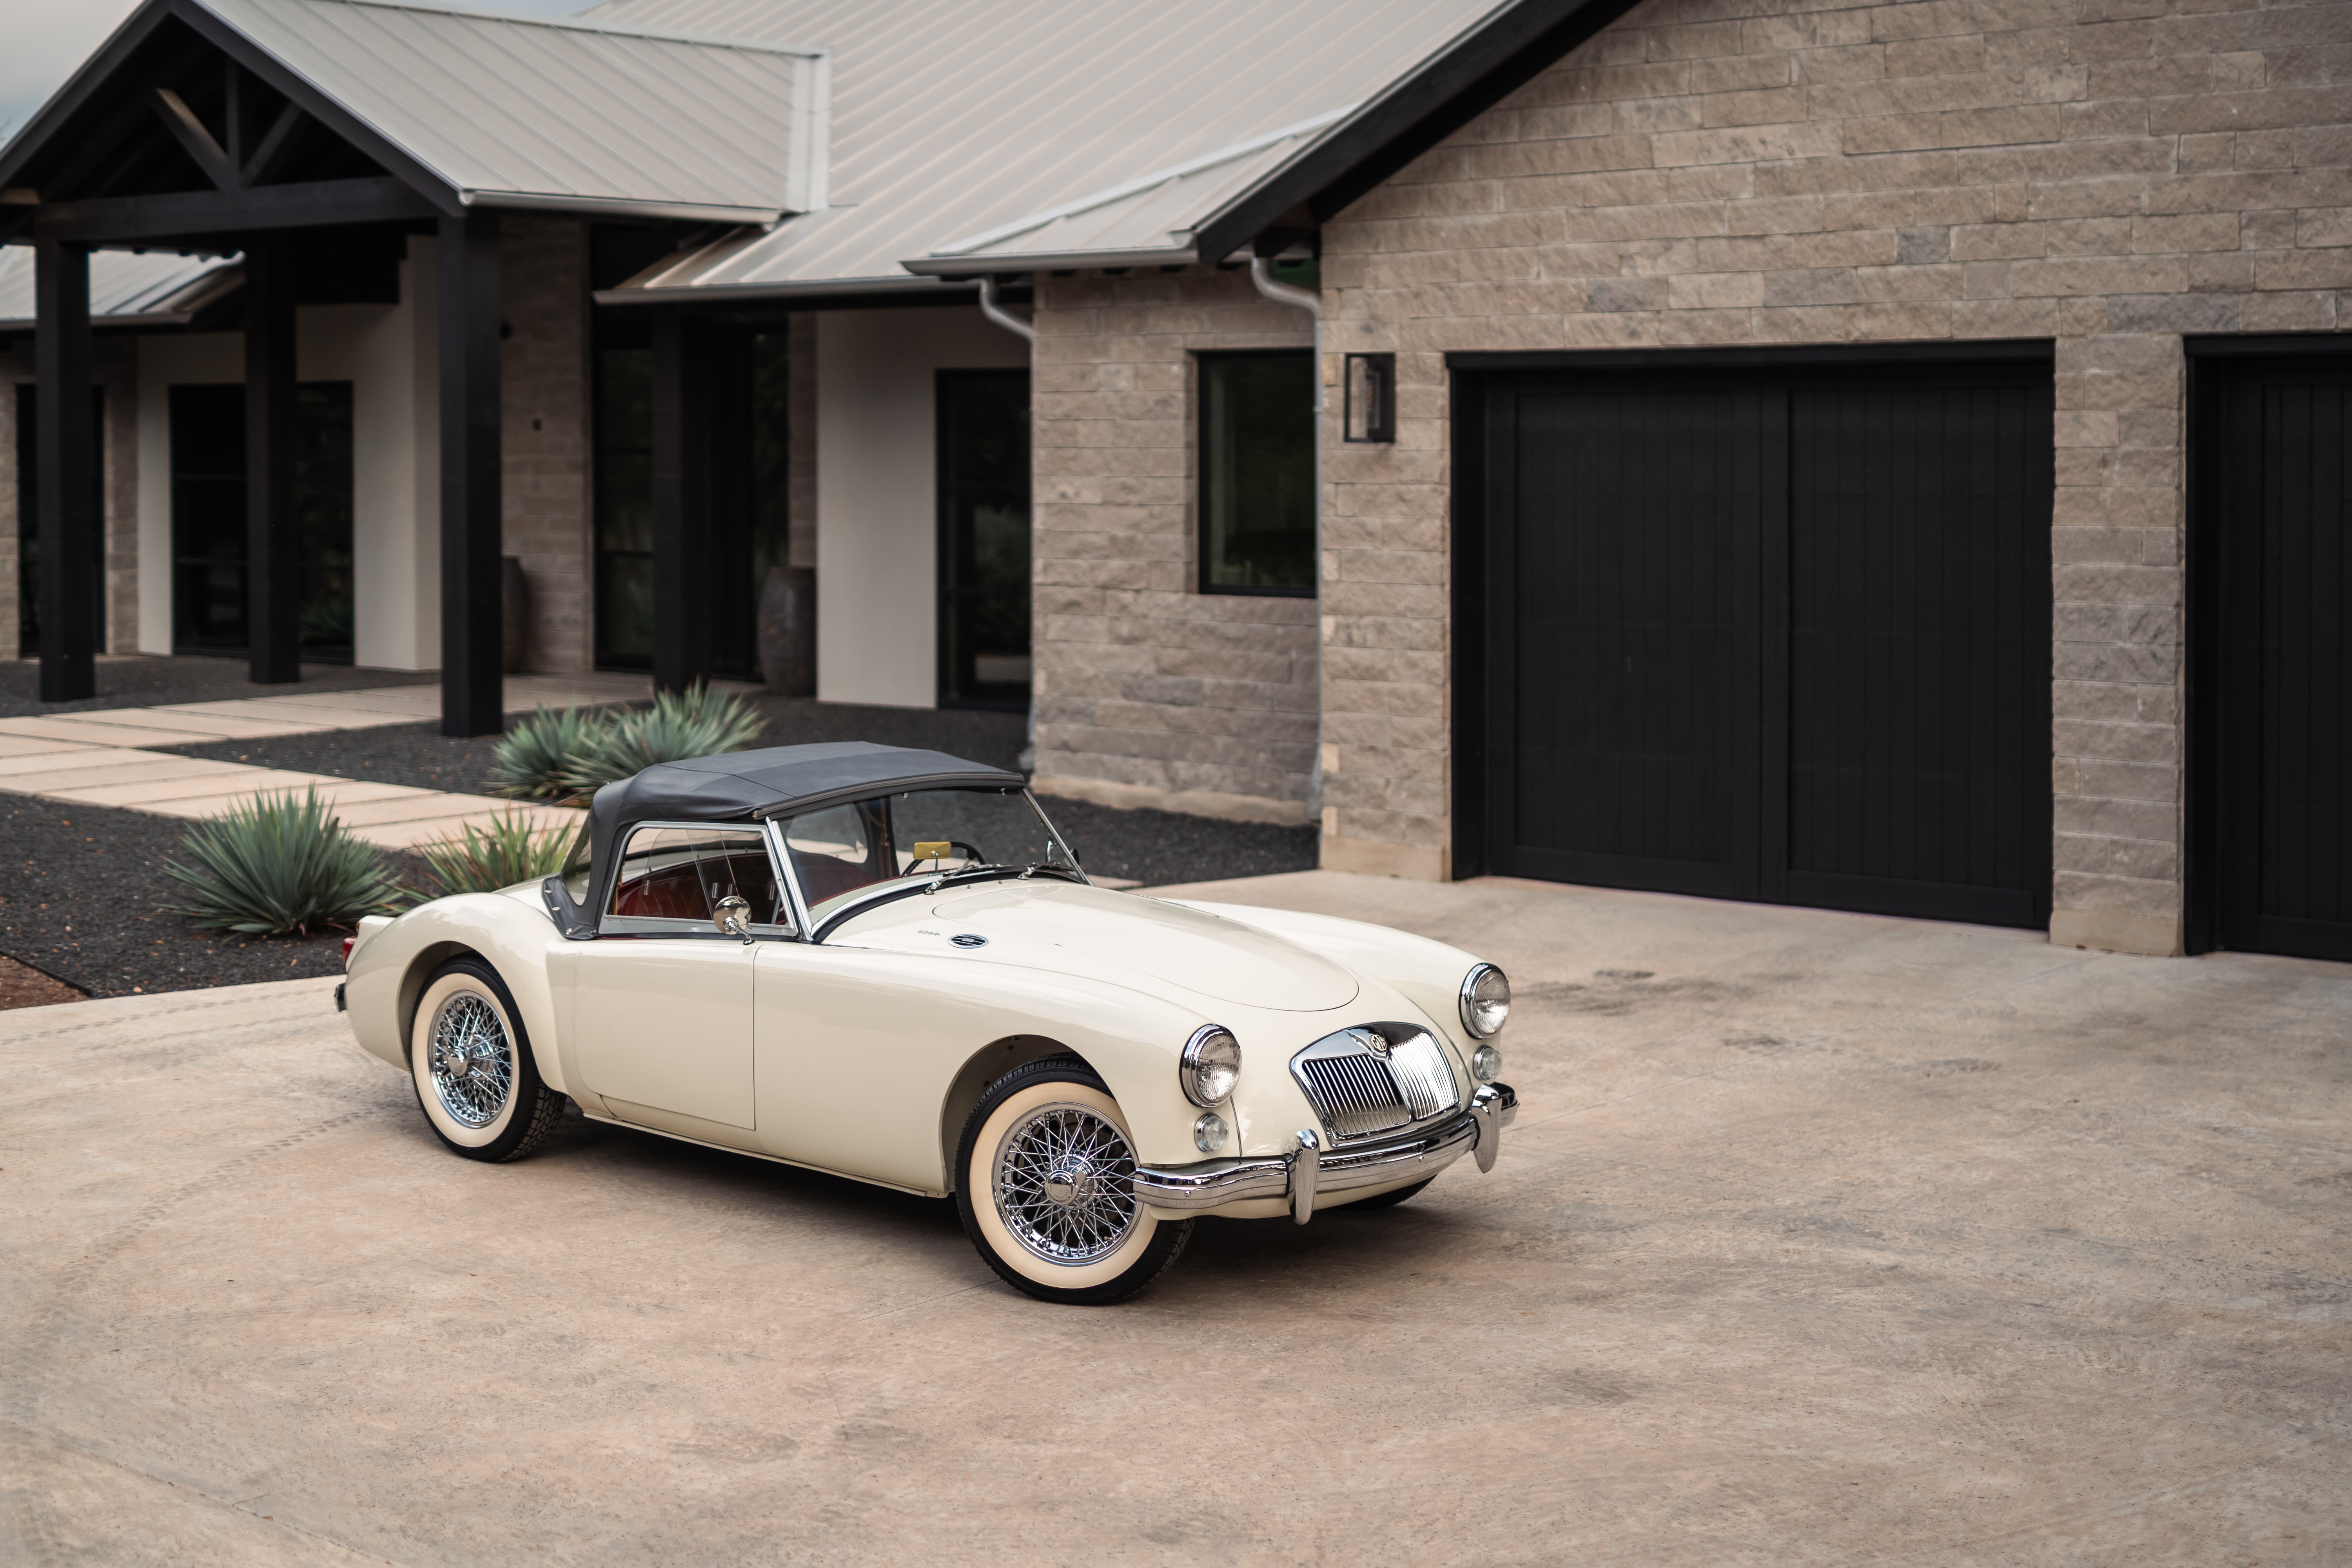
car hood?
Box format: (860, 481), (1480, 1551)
(836, 879), (1361, 1012)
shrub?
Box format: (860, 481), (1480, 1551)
(165, 788), (407, 937)
(559, 683), (766, 794)
(487, 705), (600, 802)
(412, 812), (584, 899)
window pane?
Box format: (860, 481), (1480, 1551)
(1201, 353), (1314, 592)
(609, 826), (783, 926)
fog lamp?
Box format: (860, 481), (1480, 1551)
(1472, 1044), (1503, 1084)
(1193, 1111), (1230, 1154)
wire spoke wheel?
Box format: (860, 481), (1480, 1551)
(992, 1102), (1139, 1266)
(426, 991), (514, 1130)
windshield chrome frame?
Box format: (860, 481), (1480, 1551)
(778, 786), (1092, 944)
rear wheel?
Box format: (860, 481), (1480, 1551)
(409, 958), (563, 1163)
(954, 1057), (1192, 1305)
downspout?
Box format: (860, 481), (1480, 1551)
(1249, 254), (1326, 823)
(978, 275), (1042, 770)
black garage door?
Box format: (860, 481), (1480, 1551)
(1466, 357), (2053, 929)
(2198, 351), (2352, 961)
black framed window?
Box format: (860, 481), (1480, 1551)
(1198, 349), (1314, 596)
(167, 382), (352, 659)
(592, 330), (654, 670)
(936, 367), (1032, 709)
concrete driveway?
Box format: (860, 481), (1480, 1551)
(4, 873), (2346, 1565)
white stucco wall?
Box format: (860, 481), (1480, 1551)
(134, 333), (238, 656)
(133, 235), (441, 668)
(814, 305), (1029, 708)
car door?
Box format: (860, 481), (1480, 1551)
(574, 822), (791, 1134)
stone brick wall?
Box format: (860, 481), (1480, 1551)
(1031, 267), (1321, 823)
(500, 215), (591, 673)
(1, 341), (140, 658)
(1317, 0), (2352, 951)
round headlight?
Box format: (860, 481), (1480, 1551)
(1193, 1111), (1230, 1153)
(1460, 963), (1510, 1039)
(1472, 1044), (1503, 1084)
(1180, 1025), (1241, 1107)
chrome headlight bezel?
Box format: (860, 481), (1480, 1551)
(1459, 963), (1510, 1040)
(1179, 1025), (1242, 1107)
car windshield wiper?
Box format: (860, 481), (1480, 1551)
(1017, 862), (1088, 884)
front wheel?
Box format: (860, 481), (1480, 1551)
(954, 1057), (1192, 1305)
(409, 958), (564, 1162)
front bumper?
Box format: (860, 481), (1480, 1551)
(1133, 1082), (1517, 1225)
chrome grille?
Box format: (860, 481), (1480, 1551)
(1291, 1024), (1462, 1143)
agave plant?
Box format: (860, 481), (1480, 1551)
(487, 705), (601, 802)
(412, 812), (585, 899)
(165, 788), (407, 937)
(559, 683), (766, 794)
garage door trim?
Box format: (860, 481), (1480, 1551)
(1452, 342), (2055, 933)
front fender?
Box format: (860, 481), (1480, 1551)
(344, 894), (570, 1095)
(1165, 900), (1488, 1058)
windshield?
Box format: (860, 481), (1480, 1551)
(780, 787), (1082, 926)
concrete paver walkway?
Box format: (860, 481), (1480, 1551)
(1, 872), (2343, 1564)
(0, 674), (688, 848)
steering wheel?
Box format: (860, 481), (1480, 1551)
(906, 839), (986, 874)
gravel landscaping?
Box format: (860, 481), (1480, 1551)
(1, 655), (434, 719)
(0, 794), (350, 999)
(5, 691), (1314, 1004)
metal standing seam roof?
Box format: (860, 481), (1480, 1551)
(191, 0), (828, 223)
(0, 249), (242, 330)
(581, 0), (1508, 297)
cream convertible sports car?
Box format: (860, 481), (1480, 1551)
(341, 742), (1518, 1304)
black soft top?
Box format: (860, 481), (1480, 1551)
(561, 742), (1025, 934)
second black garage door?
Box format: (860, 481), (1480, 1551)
(1463, 354), (2054, 929)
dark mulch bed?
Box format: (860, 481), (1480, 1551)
(1, 655), (436, 719)
(0, 795), (351, 999)
(1035, 798), (1318, 887)
(156, 693), (1032, 797)
(25, 693), (1309, 999)
(158, 723), (510, 796)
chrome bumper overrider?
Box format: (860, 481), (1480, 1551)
(1133, 1082), (1517, 1225)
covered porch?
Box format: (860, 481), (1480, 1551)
(0, 0), (815, 733)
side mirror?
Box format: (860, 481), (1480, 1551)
(713, 895), (752, 939)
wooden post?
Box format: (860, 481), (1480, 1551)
(651, 308), (715, 691)
(33, 238), (97, 703)
(437, 209), (503, 736)
(244, 235), (299, 682)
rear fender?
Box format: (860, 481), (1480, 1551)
(343, 895), (570, 1095)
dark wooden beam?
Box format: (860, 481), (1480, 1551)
(650, 308), (716, 692)
(34, 240), (99, 702)
(438, 209), (503, 736)
(151, 87), (236, 190)
(241, 101), (306, 186)
(33, 177), (438, 242)
(245, 236), (299, 683)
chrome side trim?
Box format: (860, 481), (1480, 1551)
(1132, 1110), (1481, 1216)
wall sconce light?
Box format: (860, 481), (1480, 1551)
(1343, 352), (1395, 443)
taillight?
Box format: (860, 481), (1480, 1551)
(341, 936), (356, 964)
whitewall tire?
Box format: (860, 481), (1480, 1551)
(409, 958), (563, 1163)
(955, 1058), (1192, 1305)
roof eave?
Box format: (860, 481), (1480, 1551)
(1190, 0), (1646, 263)
(462, 191), (785, 225)
(592, 273), (981, 307)
(901, 245), (1198, 277)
